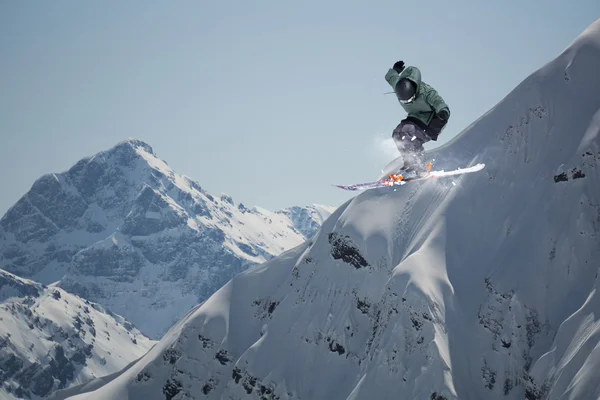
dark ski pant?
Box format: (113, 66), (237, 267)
(392, 119), (430, 167)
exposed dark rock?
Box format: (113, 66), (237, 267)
(553, 172), (568, 183)
(51, 345), (76, 388)
(9, 345), (76, 397)
(163, 348), (181, 365)
(328, 233), (369, 269)
(162, 378), (182, 400)
(220, 194), (234, 205)
(232, 367), (242, 384)
(268, 301), (279, 315)
(357, 298), (370, 314)
(202, 379), (216, 395)
(237, 242), (258, 257)
(525, 389), (538, 400)
(0, 353), (24, 382)
(215, 349), (231, 365)
(431, 393), (448, 400)
(199, 334), (213, 349)
(259, 384), (274, 396)
(481, 362), (496, 390)
(329, 341), (346, 355)
(504, 378), (514, 395)
(525, 309), (542, 349)
(571, 168), (585, 179)
(71, 347), (89, 365)
(0, 196), (60, 244)
(30, 365), (56, 397)
(82, 317), (94, 332)
(192, 198), (211, 217)
(73, 316), (83, 330)
(121, 186), (187, 236)
(242, 375), (256, 394)
(14, 386), (31, 399)
(26, 174), (88, 230)
(137, 371), (151, 382)
(525, 384), (545, 400)
(411, 316), (423, 330)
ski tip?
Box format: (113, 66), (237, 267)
(458, 163), (485, 171)
(332, 184), (358, 191)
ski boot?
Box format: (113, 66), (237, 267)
(398, 151), (430, 177)
(390, 160), (432, 183)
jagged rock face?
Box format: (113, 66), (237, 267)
(0, 269), (154, 400)
(0, 139), (334, 339)
(54, 19), (600, 400)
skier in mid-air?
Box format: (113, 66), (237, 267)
(385, 60), (450, 174)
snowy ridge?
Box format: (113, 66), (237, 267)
(275, 204), (334, 239)
(0, 269), (155, 399)
(54, 18), (600, 400)
(0, 139), (333, 339)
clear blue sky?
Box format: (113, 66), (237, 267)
(1, 1), (598, 215)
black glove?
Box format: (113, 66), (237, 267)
(393, 61), (405, 73)
(426, 109), (450, 140)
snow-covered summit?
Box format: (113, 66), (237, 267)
(0, 268), (154, 400)
(0, 138), (334, 338)
(55, 19), (600, 400)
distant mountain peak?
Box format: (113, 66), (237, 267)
(111, 138), (155, 156)
(1, 139), (334, 339)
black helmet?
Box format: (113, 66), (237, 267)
(395, 78), (416, 103)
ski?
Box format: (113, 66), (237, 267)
(333, 163), (485, 191)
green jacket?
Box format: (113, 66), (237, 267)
(385, 66), (449, 130)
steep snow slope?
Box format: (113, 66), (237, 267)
(0, 269), (154, 399)
(55, 19), (600, 400)
(0, 140), (333, 338)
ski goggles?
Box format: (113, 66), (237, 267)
(399, 94), (416, 104)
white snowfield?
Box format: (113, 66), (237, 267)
(54, 19), (600, 400)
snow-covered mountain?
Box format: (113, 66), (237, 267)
(0, 139), (334, 339)
(53, 19), (600, 400)
(0, 269), (154, 400)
